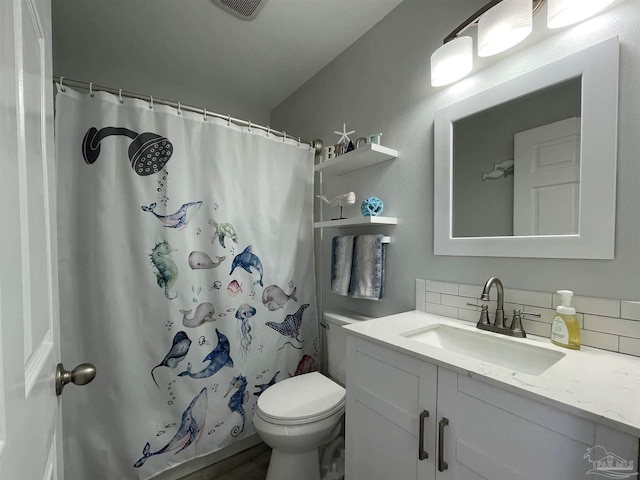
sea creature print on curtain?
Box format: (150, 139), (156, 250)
(290, 354), (315, 377)
(235, 303), (257, 359)
(262, 284), (297, 311)
(56, 90), (317, 480)
(82, 126), (174, 175)
(181, 302), (216, 328)
(141, 201), (202, 229)
(224, 375), (249, 437)
(227, 280), (243, 297)
(266, 303), (310, 350)
(151, 331), (192, 388)
(150, 241), (179, 300)
(253, 371), (279, 396)
(210, 219), (239, 248)
(133, 387), (208, 467)
(230, 245), (264, 287)
(178, 329), (234, 379)
(188, 251), (225, 269)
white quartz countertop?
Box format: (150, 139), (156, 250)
(344, 310), (640, 437)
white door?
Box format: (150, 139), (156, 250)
(0, 0), (62, 478)
(513, 117), (581, 236)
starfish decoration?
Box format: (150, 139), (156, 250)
(333, 123), (355, 145)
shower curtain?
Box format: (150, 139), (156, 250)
(55, 86), (318, 480)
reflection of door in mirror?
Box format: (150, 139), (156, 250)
(514, 117), (580, 236)
(452, 77), (581, 238)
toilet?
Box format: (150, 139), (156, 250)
(253, 309), (370, 480)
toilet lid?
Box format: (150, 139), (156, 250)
(257, 372), (345, 423)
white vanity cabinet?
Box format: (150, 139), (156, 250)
(346, 336), (639, 480)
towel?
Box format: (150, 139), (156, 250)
(349, 234), (386, 301)
(331, 235), (355, 295)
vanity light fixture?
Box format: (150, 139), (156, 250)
(430, 0), (616, 86)
(478, 0), (533, 57)
(547, 0), (616, 29)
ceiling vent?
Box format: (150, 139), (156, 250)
(212, 0), (268, 21)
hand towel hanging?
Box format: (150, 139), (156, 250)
(331, 235), (355, 295)
(349, 234), (386, 301)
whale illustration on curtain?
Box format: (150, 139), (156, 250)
(56, 86), (318, 480)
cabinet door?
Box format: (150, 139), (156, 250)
(346, 337), (438, 480)
(436, 369), (638, 480)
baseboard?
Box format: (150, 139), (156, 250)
(150, 433), (263, 480)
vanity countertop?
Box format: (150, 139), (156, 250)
(344, 310), (640, 437)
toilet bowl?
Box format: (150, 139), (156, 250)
(253, 309), (373, 480)
(253, 372), (345, 480)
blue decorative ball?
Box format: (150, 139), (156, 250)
(361, 196), (384, 217)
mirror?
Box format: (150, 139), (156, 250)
(434, 37), (619, 259)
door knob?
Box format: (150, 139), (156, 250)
(55, 362), (96, 396)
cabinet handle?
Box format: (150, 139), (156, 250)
(438, 417), (449, 472)
(418, 410), (429, 460)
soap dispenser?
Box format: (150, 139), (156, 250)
(551, 290), (581, 349)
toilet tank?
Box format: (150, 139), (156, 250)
(324, 309), (373, 386)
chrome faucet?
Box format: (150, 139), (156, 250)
(475, 277), (527, 338)
(481, 276), (505, 328)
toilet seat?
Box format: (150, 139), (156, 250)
(256, 372), (345, 426)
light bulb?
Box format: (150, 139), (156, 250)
(431, 36), (473, 87)
(478, 0), (532, 57)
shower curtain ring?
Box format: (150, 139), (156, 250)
(298, 137), (301, 147)
(266, 126), (270, 137)
(282, 131), (287, 142)
(118, 89), (124, 104)
(59, 77), (66, 92)
(248, 121), (252, 132)
(89, 82), (94, 97)
(149, 95), (154, 109)
(203, 108), (208, 121)
(227, 114), (231, 126)
(177, 101), (182, 115)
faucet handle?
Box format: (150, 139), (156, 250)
(476, 304), (491, 327)
(509, 309), (527, 338)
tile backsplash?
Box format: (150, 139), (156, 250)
(416, 279), (640, 358)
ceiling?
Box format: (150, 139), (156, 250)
(52, 0), (405, 112)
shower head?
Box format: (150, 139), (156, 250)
(128, 133), (173, 176)
(81, 127), (173, 176)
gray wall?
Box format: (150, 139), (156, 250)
(271, 0), (640, 318)
(51, 7), (270, 125)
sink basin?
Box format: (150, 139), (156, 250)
(401, 324), (565, 375)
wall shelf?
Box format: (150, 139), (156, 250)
(314, 216), (397, 228)
(314, 143), (398, 176)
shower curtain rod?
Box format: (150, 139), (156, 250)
(53, 76), (317, 149)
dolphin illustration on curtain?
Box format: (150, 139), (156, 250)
(55, 86), (318, 480)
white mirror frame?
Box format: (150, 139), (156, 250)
(434, 36), (619, 259)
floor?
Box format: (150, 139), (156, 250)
(179, 442), (271, 480)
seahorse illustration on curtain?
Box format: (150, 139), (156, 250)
(149, 241), (178, 300)
(178, 329), (234, 379)
(133, 387), (208, 468)
(224, 375), (248, 437)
